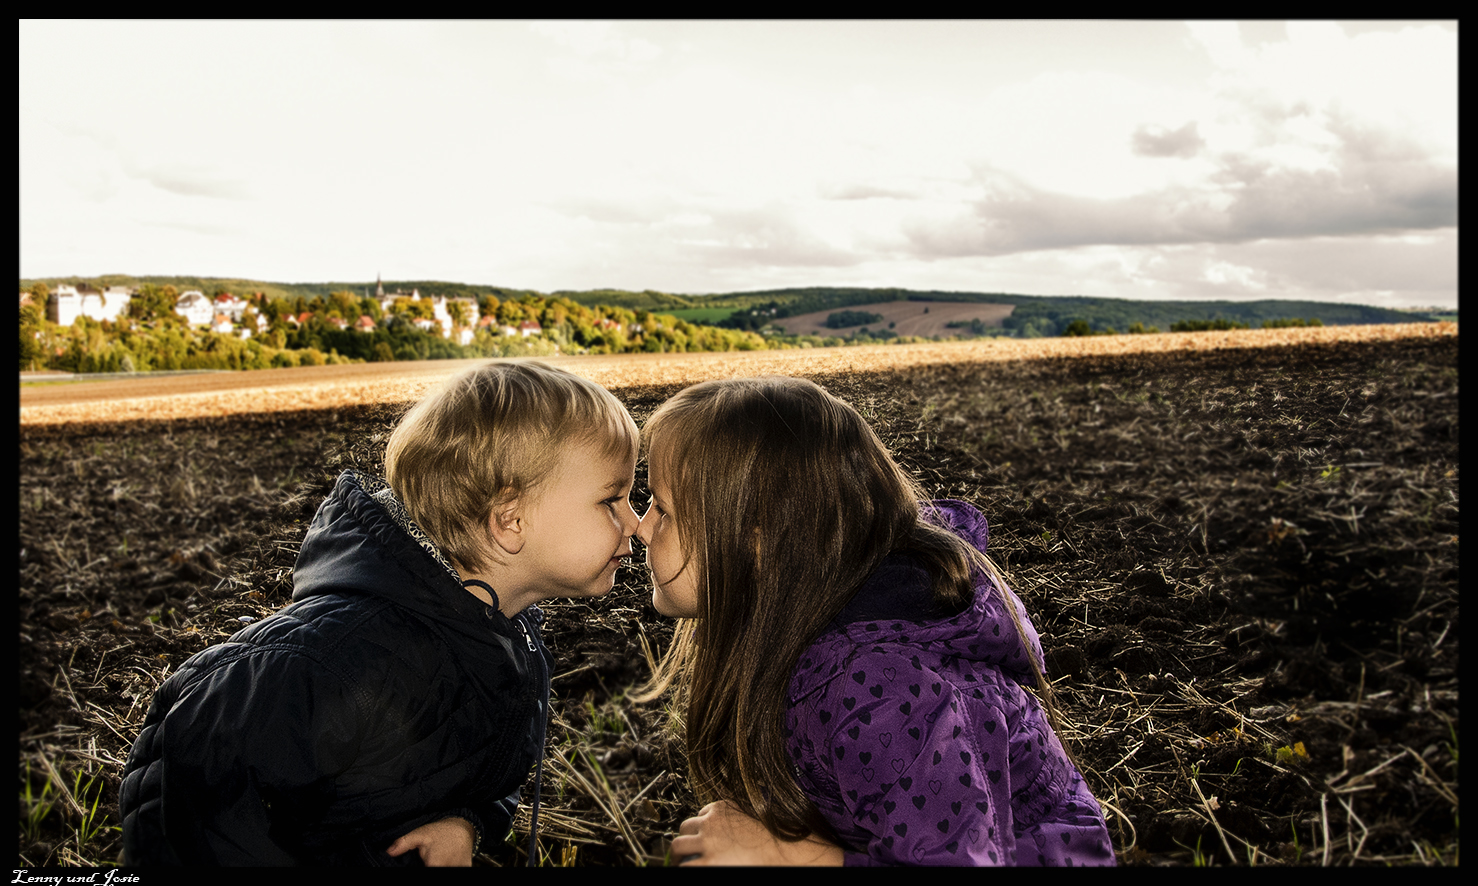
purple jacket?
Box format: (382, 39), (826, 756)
(785, 501), (1115, 866)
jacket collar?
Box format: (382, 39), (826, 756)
(828, 553), (953, 630)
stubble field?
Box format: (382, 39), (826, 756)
(18, 323), (1458, 867)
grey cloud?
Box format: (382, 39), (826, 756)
(1220, 157), (1455, 238)
(687, 205), (864, 269)
(546, 195), (866, 269)
(37, 119), (250, 201)
(905, 121), (1456, 258)
(817, 181), (919, 201)
(136, 165), (252, 200)
(902, 166), (1223, 257)
(1216, 232), (1456, 293)
(1131, 121), (1205, 159)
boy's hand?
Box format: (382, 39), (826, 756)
(671, 800), (844, 866)
(386, 816), (477, 866)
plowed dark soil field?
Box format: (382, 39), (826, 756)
(18, 329), (1458, 867)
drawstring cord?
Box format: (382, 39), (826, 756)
(464, 578), (544, 867)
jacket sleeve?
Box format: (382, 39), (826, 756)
(147, 646), (368, 864)
(801, 651), (1018, 866)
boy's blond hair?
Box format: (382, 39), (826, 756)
(385, 360), (638, 574)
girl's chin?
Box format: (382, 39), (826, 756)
(651, 591), (696, 619)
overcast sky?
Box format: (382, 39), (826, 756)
(20, 20), (1457, 308)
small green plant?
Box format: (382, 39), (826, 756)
(21, 761), (58, 844)
(1184, 833), (1210, 866)
(583, 695), (626, 735)
(1319, 464), (1342, 481)
(71, 769), (113, 849)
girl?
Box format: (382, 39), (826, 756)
(633, 376), (1115, 866)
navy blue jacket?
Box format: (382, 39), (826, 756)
(119, 470), (551, 865)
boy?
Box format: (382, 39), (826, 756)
(119, 361), (640, 866)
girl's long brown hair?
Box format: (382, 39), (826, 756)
(633, 377), (1067, 845)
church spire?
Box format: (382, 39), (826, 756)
(376, 273), (384, 299)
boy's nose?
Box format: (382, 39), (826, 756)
(635, 505), (654, 544)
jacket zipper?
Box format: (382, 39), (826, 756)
(515, 618), (537, 653)
(515, 612), (549, 866)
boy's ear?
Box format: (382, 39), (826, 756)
(488, 495), (525, 555)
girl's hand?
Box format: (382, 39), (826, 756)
(671, 800), (844, 866)
(385, 816), (477, 866)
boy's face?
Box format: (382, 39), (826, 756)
(636, 455), (700, 618)
(513, 439), (639, 601)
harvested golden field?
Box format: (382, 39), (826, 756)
(19, 320), (1458, 867)
(19, 323), (1454, 426)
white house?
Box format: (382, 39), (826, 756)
(48, 284), (134, 326)
(378, 287), (422, 315)
(430, 295), (481, 338)
(212, 293), (249, 322)
(174, 291), (214, 327)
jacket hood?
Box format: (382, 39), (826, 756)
(292, 470), (493, 626)
(824, 499), (1045, 684)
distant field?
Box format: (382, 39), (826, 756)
(19, 322), (1453, 426)
(771, 300), (1016, 338)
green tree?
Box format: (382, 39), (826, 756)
(393, 296), (435, 321)
(18, 301), (45, 370)
(446, 300), (470, 331)
(328, 290), (359, 319)
(129, 284), (178, 323)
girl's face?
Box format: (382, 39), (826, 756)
(636, 455), (700, 618)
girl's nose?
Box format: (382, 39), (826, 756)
(635, 504), (655, 544)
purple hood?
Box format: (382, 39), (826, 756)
(785, 500), (1115, 866)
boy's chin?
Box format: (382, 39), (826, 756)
(579, 579), (617, 598)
